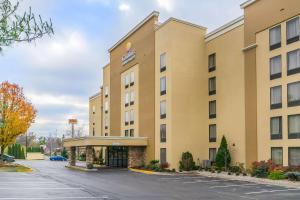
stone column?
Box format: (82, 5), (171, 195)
(86, 146), (94, 169)
(128, 147), (146, 168)
(69, 147), (76, 166)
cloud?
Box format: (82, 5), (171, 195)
(156, 0), (173, 12)
(118, 3), (130, 12)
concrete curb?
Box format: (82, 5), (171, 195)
(65, 165), (98, 172)
(197, 171), (300, 189)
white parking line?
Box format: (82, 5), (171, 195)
(210, 183), (257, 188)
(0, 182), (58, 184)
(245, 188), (300, 195)
(0, 197), (110, 200)
(0, 188), (83, 190)
(160, 176), (205, 180)
(183, 179), (226, 184)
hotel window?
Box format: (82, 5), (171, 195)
(160, 124), (166, 143)
(130, 72), (134, 86)
(93, 128), (95, 136)
(269, 25), (281, 50)
(208, 53), (216, 72)
(270, 86), (282, 109)
(125, 130), (129, 137)
(160, 53), (166, 72)
(130, 129), (134, 137)
(104, 86), (109, 97)
(270, 55), (282, 80)
(287, 49), (300, 75)
(160, 100), (166, 119)
(209, 77), (216, 95)
(288, 114), (300, 139)
(287, 17), (299, 44)
(125, 92), (129, 107)
(271, 147), (283, 166)
(160, 76), (166, 95)
(104, 101), (108, 113)
(130, 91), (134, 105)
(209, 124), (216, 142)
(105, 133), (108, 136)
(92, 106), (95, 114)
(289, 147), (300, 167)
(160, 148), (167, 164)
(209, 148), (217, 162)
(130, 110), (134, 125)
(125, 111), (129, 126)
(209, 100), (216, 119)
(288, 81), (300, 107)
(124, 74), (130, 88)
(104, 118), (108, 130)
(270, 116), (282, 139)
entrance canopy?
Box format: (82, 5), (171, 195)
(63, 136), (148, 148)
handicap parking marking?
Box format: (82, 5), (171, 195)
(245, 188), (300, 195)
(210, 183), (258, 188)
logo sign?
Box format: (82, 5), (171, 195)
(68, 119), (78, 124)
(122, 42), (136, 66)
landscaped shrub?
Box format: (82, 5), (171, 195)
(7, 144), (25, 159)
(229, 166), (241, 173)
(179, 152), (196, 171)
(251, 160), (275, 178)
(268, 170), (285, 180)
(61, 148), (68, 159)
(215, 136), (231, 169)
(284, 172), (300, 181)
(26, 146), (41, 153)
(79, 153), (86, 161)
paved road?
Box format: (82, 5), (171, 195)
(0, 160), (300, 200)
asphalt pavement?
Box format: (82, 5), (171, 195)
(0, 160), (299, 200)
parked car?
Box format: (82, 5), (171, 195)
(0, 154), (15, 162)
(50, 155), (67, 161)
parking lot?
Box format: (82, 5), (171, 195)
(0, 160), (299, 200)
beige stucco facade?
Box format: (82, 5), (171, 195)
(89, 92), (102, 137)
(66, 0), (300, 170)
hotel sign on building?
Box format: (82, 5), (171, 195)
(122, 42), (136, 65)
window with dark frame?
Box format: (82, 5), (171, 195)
(209, 77), (216, 95)
(270, 55), (282, 80)
(160, 53), (166, 72)
(160, 100), (166, 119)
(160, 124), (166, 143)
(130, 91), (134, 105)
(209, 148), (217, 162)
(125, 111), (129, 126)
(288, 81), (300, 107)
(130, 110), (134, 125)
(270, 116), (282, 140)
(287, 49), (300, 75)
(160, 76), (166, 96)
(125, 92), (129, 107)
(269, 25), (281, 50)
(130, 129), (134, 137)
(209, 100), (216, 119)
(270, 86), (282, 109)
(271, 147), (283, 166)
(130, 72), (134, 86)
(288, 147), (300, 167)
(208, 53), (216, 72)
(286, 17), (299, 44)
(125, 130), (129, 137)
(288, 114), (300, 139)
(209, 124), (216, 142)
(160, 148), (167, 164)
(93, 128), (95, 136)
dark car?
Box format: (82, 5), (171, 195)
(50, 155), (67, 161)
(0, 154), (15, 162)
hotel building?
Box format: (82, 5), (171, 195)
(64, 0), (300, 170)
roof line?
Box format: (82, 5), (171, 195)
(240, 0), (257, 9)
(108, 11), (159, 52)
(89, 92), (101, 100)
(205, 15), (244, 42)
(156, 17), (206, 31)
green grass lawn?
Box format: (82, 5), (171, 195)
(0, 164), (32, 172)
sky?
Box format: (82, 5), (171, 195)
(0, 0), (245, 138)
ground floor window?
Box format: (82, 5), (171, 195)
(289, 147), (300, 167)
(160, 148), (167, 164)
(209, 148), (216, 162)
(271, 147), (283, 166)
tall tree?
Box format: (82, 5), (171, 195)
(0, 81), (36, 156)
(0, 0), (54, 51)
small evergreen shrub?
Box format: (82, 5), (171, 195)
(215, 136), (231, 168)
(251, 160), (275, 178)
(268, 170), (285, 180)
(284, 172), (300, 181)
(179, 152), (196, 171)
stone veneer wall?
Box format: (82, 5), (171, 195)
(128, 147), (146, 168)
(69, 147), (76, 166)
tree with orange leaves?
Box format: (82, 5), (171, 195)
(0, 82), (36, 157)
